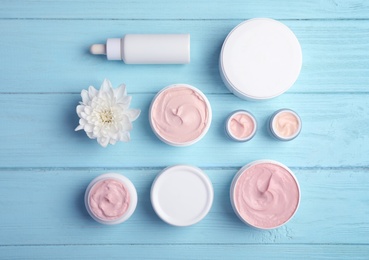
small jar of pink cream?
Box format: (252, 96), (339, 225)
(225, 110), (257, 142)
(230, 160), (300, 229)
(149, 84), (212, 146)
(269, 109), (302, 141)
(85, 173), (138, 225)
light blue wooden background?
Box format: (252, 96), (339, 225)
(1, 0), (369, 259)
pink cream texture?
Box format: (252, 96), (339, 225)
(229, 113), (255, 139)
(234, 163), (299, 228)
(151, 86), (209, 143)
(273, 111), (300, 138)
(89, 179), (130, 221)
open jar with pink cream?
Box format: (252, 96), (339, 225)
(85, 173), (138, 225)
(230, 160), (300, 229)
(149, 84), (212, 146)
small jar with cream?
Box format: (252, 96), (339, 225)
(230, 160), (300, 229)
(85, 173), (137, 225)
(225, 110), (257, 142)
(149, 84), (212, 146)
(269, 109), (302, 141)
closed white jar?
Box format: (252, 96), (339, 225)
(220, 18), (302, 100)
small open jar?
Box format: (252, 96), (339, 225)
(269, 109), (302, 141)
(85, 173), (137, 225)
(225, 110), (257, 142)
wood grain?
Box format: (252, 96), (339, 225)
(0, 168), (368, 245)
(0, 93), (368, 168)
(1, 0), (369, 258)
(0, 20), (368, 93)
(1, 245), (368, 259)
(1, 0), (369, 19)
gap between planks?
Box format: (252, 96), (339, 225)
(1, 92), (369, 95)
(0, 166), (368, 172)
(1, 18), (369, 21)
(1, 243), (369, 247)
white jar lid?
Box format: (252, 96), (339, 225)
(220, 18), (302, 100)
(151, 165), (213, 226)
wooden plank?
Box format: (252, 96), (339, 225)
(0, 244), (368, 259)
(0, 0), (367, 258)
(1, 0), (369, 19)
(0, 168), (368, 245)
(0, 93), (368, 168)
(0, 20), (368, 93)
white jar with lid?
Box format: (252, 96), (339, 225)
(219, 18), (302, 100)
(151, 165), (214, 226)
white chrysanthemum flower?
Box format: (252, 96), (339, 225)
(75, 79), (140, 147)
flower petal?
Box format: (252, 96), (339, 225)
(84, 106), (92, 115)
(109, 138), (117, 145)
(97, 136), (109, 147)
(120, 132), (130, 142)
(75, 125), (83, 131)
(109, 124), (119, 135)
(120, 115), (133, 131)
(81, 112), (88, 119)
(84, 124), (93, 133)
(114, 84), (127, 101)
(101, 79), (112, 91)
(81, 89), (90, 105)
(117, 95), (132, 109)
(86, 131), (95, 139)
(76, 105), (85, 116)
(126, 109), (141, 121)
(79, 118), (87, 126)
(93, 126), (101, 136)
(88, 86), (98, 99)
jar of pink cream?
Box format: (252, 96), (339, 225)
(149, 84), (212, 146)
(225, 110), (257, 142)
(269, 109), (302, 141)
(230, 160), (300, 229)
(85, 173), (138, 225)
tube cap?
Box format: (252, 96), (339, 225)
(106, 38), (122, 60)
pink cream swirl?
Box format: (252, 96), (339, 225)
(229, 113), (255, 139)
(89, 179), (130, 221)
(234, 163), (299, 229)
(151, 86), (210, 144)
